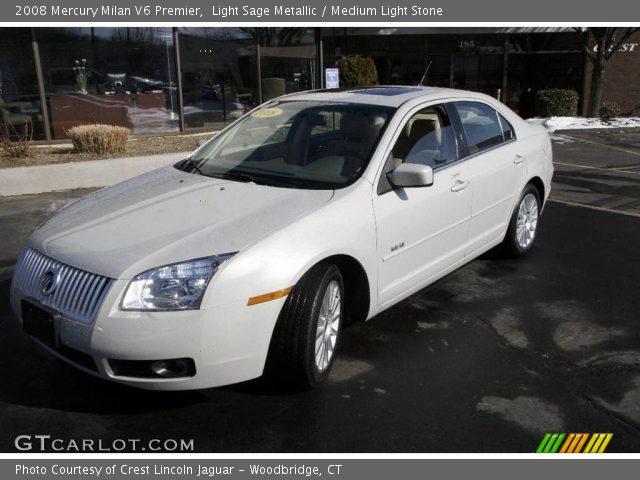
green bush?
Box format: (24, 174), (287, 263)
(67, 124), (130, 155)
(599, 102), (621, 121)
(535, 89), (579, 117)
(336, 56), (378, 87)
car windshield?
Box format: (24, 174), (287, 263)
(180, 100), (395, 189)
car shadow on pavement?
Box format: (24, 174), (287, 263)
(0, 278), (208, 415)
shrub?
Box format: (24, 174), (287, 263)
(599, 101), (621, 121)
(336, 56), (378, 87)
(535, 89), (579, 117)
(67, 124), (130, 155)
(1, 121), (33, 159)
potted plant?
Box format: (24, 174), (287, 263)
(73, 59), (88, 94)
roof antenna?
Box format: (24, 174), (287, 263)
(418, 60), (432, 87)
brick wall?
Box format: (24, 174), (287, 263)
(583, 30), (640, 116)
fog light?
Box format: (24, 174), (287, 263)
(150, 359), (192, 378)
(108, 358), (196, 378)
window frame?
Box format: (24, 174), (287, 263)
(497, 112), (516, 142)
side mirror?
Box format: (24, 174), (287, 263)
(387, 163), (434, 188)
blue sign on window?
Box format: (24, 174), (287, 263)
(325, 68), (340, 89)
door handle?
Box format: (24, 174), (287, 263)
(451, 179), (469, 192)
(514, 154), (525, 164)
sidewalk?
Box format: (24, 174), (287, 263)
(0, 151), (188, 197)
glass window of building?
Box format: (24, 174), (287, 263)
(0, 28), (45, 140)
(258, 28), (318, 101)
(505, 52), (583, 117)
(37, 27), (179, 139)
(178, 28), (257, 131)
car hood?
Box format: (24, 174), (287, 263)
(29, 166), (334, 279)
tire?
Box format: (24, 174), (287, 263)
(501, 183), (541, 257)
(267, 263), (344, 390)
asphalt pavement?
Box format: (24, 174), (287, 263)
(0, 132), (639, 453)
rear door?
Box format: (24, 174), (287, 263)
(450, 101), (526, 255)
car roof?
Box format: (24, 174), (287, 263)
(280, 86), (482, 108)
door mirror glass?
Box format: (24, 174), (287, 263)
(387, 163), (434, 188)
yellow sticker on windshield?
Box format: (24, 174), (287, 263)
(252, 107), (283, 118)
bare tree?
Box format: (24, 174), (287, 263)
(579, 27), (639, 117)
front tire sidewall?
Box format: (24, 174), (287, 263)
(306, 267), (344, 386)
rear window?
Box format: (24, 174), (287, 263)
(454, 101), (506, 156)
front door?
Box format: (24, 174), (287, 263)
(373, 103), (473, 307)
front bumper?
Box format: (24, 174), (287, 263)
(10, 277), (286, 390)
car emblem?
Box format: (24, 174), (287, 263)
(41, 269), (59, 296)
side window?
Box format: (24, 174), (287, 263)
(498, 113), (515, 141)
(454, 101), (505, 156)
(391, 104), (457, 170)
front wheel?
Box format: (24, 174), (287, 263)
(268, 263), (344, 390)
(501, 184), (541, 257)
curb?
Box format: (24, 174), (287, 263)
(0, 151), (188, 197)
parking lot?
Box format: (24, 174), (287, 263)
(1, 131), (639, 453)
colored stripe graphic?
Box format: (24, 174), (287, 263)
(559, 433), (575, 453)
(549, 433), (565, 453)
(537, 433), (613, 453)
(598, 433), (613, 453)
(574, 433), (589, 453)
(536, 433), (552, 453)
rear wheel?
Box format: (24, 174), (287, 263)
(502, 184), (541, 257)
(268, 263), (343, 390)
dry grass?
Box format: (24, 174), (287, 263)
(0, 131), (216, 169)
(1, 122), (34, 159)
(67, 124), (130, 155)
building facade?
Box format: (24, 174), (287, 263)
(0, 27), (637, 143)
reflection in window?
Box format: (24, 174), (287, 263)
(189, 101), (393, 189)
(0, 28), (45, 140)
(454, 101), (505, 155)
(392, 105), (457, 169)
(178, 28), (257, 131)
(38, 27), (179, 139)
(258, 28), (317, 100)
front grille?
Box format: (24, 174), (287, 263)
(12, 247), (113, 324)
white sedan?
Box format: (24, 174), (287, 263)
(10, 87), (553, 390)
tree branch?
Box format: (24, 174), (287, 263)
(604, 27), (640, 61)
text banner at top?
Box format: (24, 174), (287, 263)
(4, 0), (640, 23)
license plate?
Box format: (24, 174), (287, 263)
(22, 300), (57, 348)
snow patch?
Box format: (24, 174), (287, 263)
(416, 321), (450, 330)
(477, 396), (565, 433)
(527, 116), (640, 133)
(491, 308), (529, 349)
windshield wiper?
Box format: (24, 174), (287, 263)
(221, 172), (259, 184)
(182, 157), (205, 176)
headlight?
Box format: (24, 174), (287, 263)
(121, 254), (235, 311)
